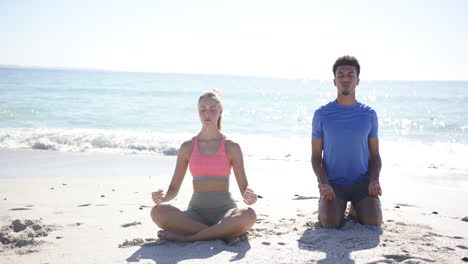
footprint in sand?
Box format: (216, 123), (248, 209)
(256, 214), (268, 220)
(292, 195), (319, 200)
(383, 254), (435, 263)
(68, 222), (84, 227)
(118, 238), (158, 248)
(395, 203), (416, 207)
(255, 215), (268, 224)
(424, 232), (464, 240)
(119, 238), (145, 248)
(304, 221), (322, 229)
(121, 221), (142, 228)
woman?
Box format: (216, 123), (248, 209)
(150, 89), (257, 242)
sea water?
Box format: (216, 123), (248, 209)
(1, 67), (467, 173)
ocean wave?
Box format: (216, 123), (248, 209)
(0, 128), (184, 156)
(1, 128), (467, 171)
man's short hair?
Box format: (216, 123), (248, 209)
(333, 55), (360, 77)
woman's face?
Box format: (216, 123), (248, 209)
(198, 96), (222, 127)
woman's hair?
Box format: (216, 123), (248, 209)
(198, 89), (222, 130)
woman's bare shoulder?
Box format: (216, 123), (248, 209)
(178, 137), (196, 157)
(224, 137), (242, 155)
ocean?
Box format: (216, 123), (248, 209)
(1, 66), (467, 172)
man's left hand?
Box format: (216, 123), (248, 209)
(368, 180), (382, 196)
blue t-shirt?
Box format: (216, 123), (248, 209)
(312, 100), (378, 185)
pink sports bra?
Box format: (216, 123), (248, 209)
(189, 136), (231, 180)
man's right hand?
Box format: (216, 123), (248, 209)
(151, 189), (165, 205)
(368, 180), (382, 196)
(319, 184), (336, 200)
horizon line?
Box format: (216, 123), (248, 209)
(1, 64), (467, 82)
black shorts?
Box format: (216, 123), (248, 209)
(329, 178), (370, 205)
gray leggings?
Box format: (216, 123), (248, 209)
(184, 191), (238, 226)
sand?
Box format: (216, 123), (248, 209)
(1, 148), (467, 264)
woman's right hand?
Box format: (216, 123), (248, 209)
(152, 189), (165, 205)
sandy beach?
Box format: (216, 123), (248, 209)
(1, 148), (467, 264)
(3, 0), (468, 263)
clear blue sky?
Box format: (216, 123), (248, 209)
(1, 0), (467, 80)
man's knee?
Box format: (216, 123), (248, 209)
(318, 213), (343, 228)
(318, 199), (346, 228)
(354, 197), (382, 226)
(358, 214), (382, 226)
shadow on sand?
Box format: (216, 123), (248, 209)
(298, 220), (382, 264)
(127, 239), (251, 264)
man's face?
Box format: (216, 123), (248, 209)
(334, 65), (359, 96)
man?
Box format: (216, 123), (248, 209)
(311, 55), (382, 228)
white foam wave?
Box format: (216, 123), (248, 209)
(232, 134), (468, 171)
(379, 140), (468, 171)
(1, 128), (467, 171)
(0, 128), (188, 156)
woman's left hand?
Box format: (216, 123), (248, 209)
(242, 186), (258, 205)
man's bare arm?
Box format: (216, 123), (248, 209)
(311, 139), (328, 184)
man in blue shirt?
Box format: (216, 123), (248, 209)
(311, 55), (382, 228)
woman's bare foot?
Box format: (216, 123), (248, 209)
(225, 233), (249, 244)
(157, 230), (187, 242)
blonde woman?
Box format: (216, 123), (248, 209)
(150, 89), (257, 242)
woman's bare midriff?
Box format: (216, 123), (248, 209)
(193, 180), (229, 192)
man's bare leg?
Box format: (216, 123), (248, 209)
(353, 196), (382, 226)
(318, 198), (347, 228)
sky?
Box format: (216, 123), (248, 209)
(1, 0), (468, 80)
